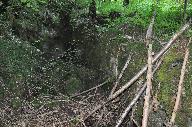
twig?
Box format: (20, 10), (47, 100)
(132, 118), (141, 127)
(71, 79), (110, 98)
(183, 0), (188, 22)
(130, 79), (143, 127)
(109, 54), (132, 97)
(168, 38), (191, 127)
(145, 11), (156, 45)
(37, 110), (59, 118)
(84, 22), (191, 120)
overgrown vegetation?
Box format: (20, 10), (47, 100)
(0, 0), (192, 126)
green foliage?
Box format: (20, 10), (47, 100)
(65, 77), (81, 95)
(0, 37), (40, 108)
(1, 0), (192, 125)
(97, 0), (124, 15)
(76, 0), (91, 8)
(20, 0), (48, 11)
(96, 0), (192, 34)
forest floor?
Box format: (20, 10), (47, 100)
(1, 23), (191, 127)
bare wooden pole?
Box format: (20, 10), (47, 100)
(110, 54), (132, 97)
(142, 44), (153, 127)
(168, 38), (191, 127)
(141, 9), (155, 127)
(84, 23), (191, 120)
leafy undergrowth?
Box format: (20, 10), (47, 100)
(97, 0), (192, 36)
(1, 23), (192, 127)
(0, 0), (192, 126)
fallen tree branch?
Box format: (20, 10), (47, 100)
(109, 54), (132, 97)
(168, 38), (191, 127)
(130, 78), (144, 126)
(84, 22), (191, 120)
(142, 43), (153, 127)
(142, 9), (155, 127)
(132, 118), (141, 127)
(115, 50), (163, 127)
(111, 22), (190, 102)
(115, 82), (146, 127)
(71, 79), (110, 98)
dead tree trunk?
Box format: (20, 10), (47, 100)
(110, 22), (190, 101)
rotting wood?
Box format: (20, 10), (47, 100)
(84, 22), (191, 121)
(168, 38), (191, 127)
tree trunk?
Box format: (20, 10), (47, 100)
(183, 0), (188, 21)
(123, 0), (129, 6)
(89, 0), (97, 22)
